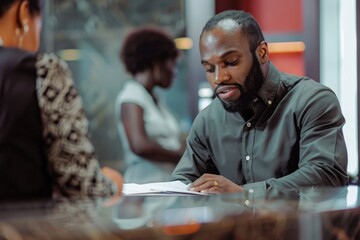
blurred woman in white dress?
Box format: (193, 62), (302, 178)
(116, 27), (186, 183)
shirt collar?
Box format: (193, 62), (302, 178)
(252, 62), (282, 129)
(0, 36), (3, 47)
(257, 61), (280, 107)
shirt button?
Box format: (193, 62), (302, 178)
(253, 98), (258, 103)
(245, 155), (250, 161)
(267, 100), (272, 105)
(246, 122), (252, 128)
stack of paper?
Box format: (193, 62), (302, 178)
(122, 181), (208, 196)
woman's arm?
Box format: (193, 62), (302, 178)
(121, 102), (185, 163)
(36, 53), (122, 197)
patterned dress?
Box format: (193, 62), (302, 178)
(36, 53), (117, 197)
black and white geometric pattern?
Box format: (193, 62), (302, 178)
(36, 53), (116, 197)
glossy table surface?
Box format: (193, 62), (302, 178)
(0, 186), (359, 239)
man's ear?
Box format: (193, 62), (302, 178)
(257, 41), (269, 64)
(17, 0), (30, 29)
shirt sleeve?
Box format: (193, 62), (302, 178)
(171, 116), (220, 183)
(263, 87), (349, 191)
(117, 81), (150, 109)
(36, 53), (117, 197)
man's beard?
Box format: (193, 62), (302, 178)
(215, 53), (264, 113)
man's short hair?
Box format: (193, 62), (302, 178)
(201, 10), (265, 52)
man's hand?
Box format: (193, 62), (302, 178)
(188, 173), (244, 194)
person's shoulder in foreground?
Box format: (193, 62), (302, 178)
(0, 0), (122, 200)
(171, 9), (348, 195)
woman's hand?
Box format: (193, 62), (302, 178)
(102, 167), (123, 196)
(188, 173), (244, 194)
(101, 167), (124, 207)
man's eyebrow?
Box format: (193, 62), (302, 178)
(220, 50), (238, 58)
(201, 59), (209, 65)
(201, 50), (239, 65)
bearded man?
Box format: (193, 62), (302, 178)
(171, 10), (348, 194)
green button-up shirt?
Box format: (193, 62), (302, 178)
(172, 63), (348, 193)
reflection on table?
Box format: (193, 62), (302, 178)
(0, 186), (359, 239)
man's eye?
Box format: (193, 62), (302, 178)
(226, 59), (238, 66)
(205, 67), (215, 73)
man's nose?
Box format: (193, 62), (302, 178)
(215, 67), (230, 84)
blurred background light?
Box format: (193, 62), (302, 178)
(175, 37), (193, 50)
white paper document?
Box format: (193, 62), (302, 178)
(122, 180), (208, 196)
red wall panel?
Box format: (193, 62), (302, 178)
(238, 0), (303, 33)
(270, 52), (305, 76)
(216, 0), (305, 76)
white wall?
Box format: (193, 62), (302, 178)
(185, 0), (215, 118)
(320, 0), (358, 177)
